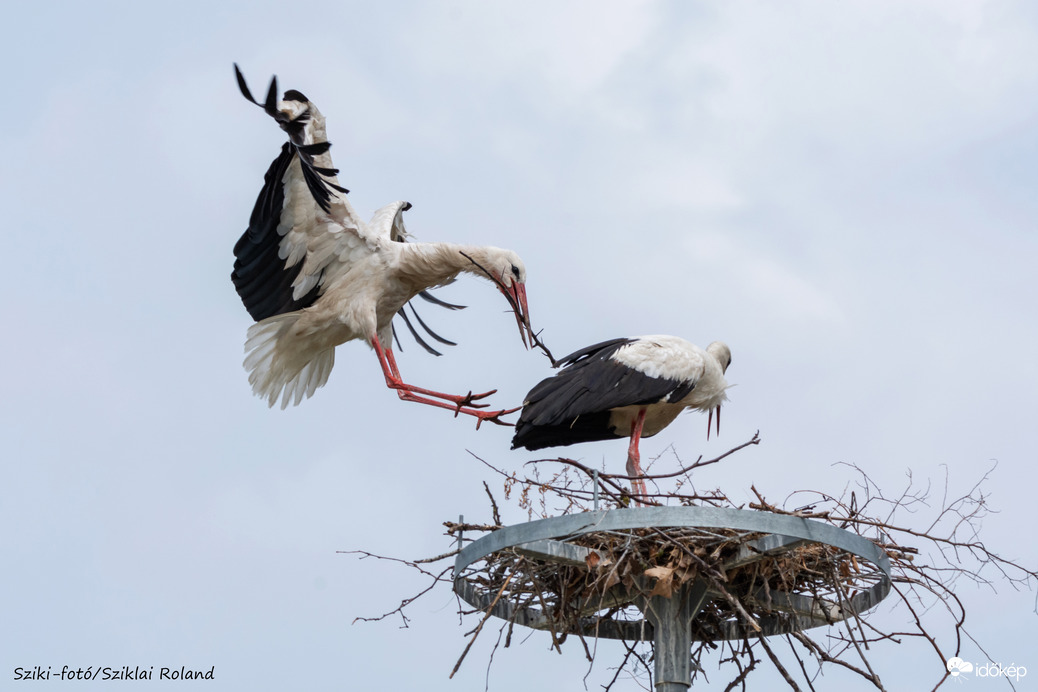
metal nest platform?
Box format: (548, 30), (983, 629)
(453, 506), (891, 690)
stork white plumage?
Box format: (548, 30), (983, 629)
(231, 65), (532, 422)
(511, 336), (732, 496)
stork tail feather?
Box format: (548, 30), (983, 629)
(244, 314), (335, 409)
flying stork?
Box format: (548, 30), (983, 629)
(230, 65), (532, 422)
(511, 336), (731, 496)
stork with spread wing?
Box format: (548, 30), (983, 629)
(231, 65), (531, 424)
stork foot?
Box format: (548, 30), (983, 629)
(472, 405), (521, 430)
(389, 382), (498, 409)
(454, 389), (498, 409)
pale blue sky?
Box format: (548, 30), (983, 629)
(2, 1), (1037, 689)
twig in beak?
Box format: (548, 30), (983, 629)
(460, 251), (557, 364)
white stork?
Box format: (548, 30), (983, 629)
(511, 336), (731, 496)
(231, 65), (532, 422)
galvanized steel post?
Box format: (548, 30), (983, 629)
(640, 578), (710, 690)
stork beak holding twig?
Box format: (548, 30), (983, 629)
(501, 278), (559, 366)
(501, 281), (532, 349)
(461, 250), (537, 352)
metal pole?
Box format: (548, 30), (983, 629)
(593, 470), (600, 511)
(640, 578), (710, 690)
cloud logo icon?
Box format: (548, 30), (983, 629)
(947, 657), (974, 676)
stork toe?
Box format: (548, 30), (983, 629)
(473, 405), (521, 429)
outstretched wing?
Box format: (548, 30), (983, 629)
(230, 64), (464, 353)
(230, 64), (371, 322)
(368, 199), (467, 356)
(232, 64), (350, 214)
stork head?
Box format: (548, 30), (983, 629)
(707, 341), (732, 374)
(467, 248), (532, 349)
(495, 251), (532, 349)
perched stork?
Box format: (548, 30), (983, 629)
(511, 336), (731, 496)
(231, 65), (532, 422)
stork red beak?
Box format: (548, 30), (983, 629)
(707, 405), (721, 441)
(502, 282), (532, 349)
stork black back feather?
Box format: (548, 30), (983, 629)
(512, 338), (699, 450)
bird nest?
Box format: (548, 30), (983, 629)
(452, 506), (890, 645)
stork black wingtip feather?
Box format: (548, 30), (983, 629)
(408, 304), (458, 346)
(233, 63), (257, 104)
(298, 141), (332, 156)
(417, 290), (466, 311)
(397, 308), (443, 356)
(233, 64), (282, 121)
(263, 76), (279, 118)
(311, 167), (350, 194)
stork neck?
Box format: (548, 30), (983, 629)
(452, 245), (505, 282)
(400, 243), (502, 288)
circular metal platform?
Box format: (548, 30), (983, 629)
(453, 506), (891, 689)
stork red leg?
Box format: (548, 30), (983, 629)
(626, 408), (649, 501)
(372, 338), (516, 427)
(383, 343), (497, 407)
